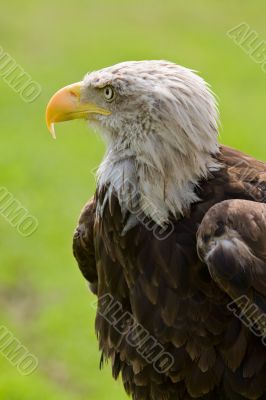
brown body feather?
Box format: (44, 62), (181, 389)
(73, 145), (266, 400)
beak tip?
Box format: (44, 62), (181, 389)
(50, 124), (56, 139)
(47, 121), (56, 139)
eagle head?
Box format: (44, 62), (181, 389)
(46, 61), (220, 225)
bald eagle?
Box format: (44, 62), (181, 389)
(46, 61), (266, 400)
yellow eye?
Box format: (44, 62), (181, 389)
(103, 86), (115, 102)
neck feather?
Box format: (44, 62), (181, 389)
(96, 137), (220, 227)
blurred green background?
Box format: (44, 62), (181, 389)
(0, 0), (265, 399)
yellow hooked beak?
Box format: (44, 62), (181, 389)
(46, 82), (111, 138)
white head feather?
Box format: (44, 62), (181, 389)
(83, 61), (220, 226)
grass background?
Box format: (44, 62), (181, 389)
(0, 0), (266, 398)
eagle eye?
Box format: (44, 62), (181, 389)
(103, 86), (115, 102)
